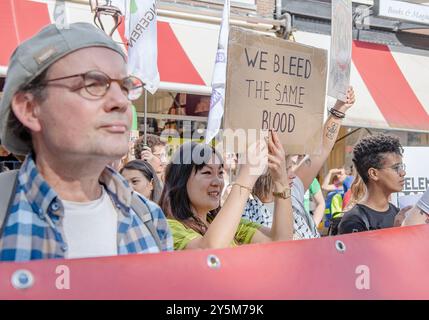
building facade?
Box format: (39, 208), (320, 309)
(281, 0), (429, 172)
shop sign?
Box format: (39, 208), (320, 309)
(375, 0), (429, 25)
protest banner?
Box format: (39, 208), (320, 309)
(328, 0), (352, 102)
(392, 146), (429, 207)
(223, 27), (328, 155)
(2, 224), (429, 299)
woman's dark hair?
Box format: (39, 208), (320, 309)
(159, 141), (223, 236)
(120, 159), (163, 203)
(352, 134), (403, 184)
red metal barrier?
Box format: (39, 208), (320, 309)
(1, 224), (428, 300)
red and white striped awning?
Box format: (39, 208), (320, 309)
(2, 1), (429, 132)
(0, 0), (219, 94)
(294, 31), (429, 133)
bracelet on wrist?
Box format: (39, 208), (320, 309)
(328, 107), (346, 119)
(231, 182), (253, 194)
(272, 185), (291, 199)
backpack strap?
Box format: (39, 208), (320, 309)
(130, 193), (163, 251)
(0, 170), (19, 237)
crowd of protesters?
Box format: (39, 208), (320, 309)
(0, 22), (428, 263)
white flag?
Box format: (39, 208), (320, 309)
(124, 0), (160, 94)
(54, 0), (68, 29)
(205, 0), (230, 144)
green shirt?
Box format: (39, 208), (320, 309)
(303, 178), (321, 213)
(167, 218), (260, 250)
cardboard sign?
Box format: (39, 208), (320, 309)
(224, 27), (327, 155)
(328, 0), (352, 101)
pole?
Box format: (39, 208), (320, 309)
(144, 89), (148, 146)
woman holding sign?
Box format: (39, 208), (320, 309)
(159, 131), (294, 250)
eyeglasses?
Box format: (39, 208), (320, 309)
(380, 163), (406, 174)
(153, 151), (167, 162)
(36, 70), (144, 101)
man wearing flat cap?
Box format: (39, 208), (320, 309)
(0, 23), (173, 261)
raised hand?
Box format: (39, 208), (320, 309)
(333, 86), (356, 113)
(140, 146), (154, 162)
(267, 130), (288, 185)
(236, 139), (268, 188)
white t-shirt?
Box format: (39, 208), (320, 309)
(63, 188), (118, 259)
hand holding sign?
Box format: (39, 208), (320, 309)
(268, 131), (289, 186)
(235, 139), (268, 188)
(332, 86), (355, 113)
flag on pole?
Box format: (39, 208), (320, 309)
(54, 0), (68, 29)
(121, 0), (160, 94)
(205, 0), (230, 144)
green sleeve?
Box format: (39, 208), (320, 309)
(167, 219), (201, 250)
(235, 219), (260, 245)
(309, 178), (321, 196)
(303, 190), (310, 213)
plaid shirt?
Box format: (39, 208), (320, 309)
(0, 155), (173, 262)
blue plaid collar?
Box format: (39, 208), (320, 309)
(19, 154), (135, 219)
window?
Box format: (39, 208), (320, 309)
(134, 92), (209, 138)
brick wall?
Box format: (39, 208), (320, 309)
(257, 0), (275, 18)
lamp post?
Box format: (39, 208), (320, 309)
(89, 0), (123, 36)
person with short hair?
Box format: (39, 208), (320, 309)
(0, 23), (173, 262)
(134, 134), (168, 181)
(338, 134), (407, 234)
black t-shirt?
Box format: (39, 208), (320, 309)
(338, 203), (399, 234)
